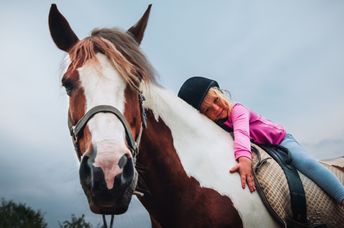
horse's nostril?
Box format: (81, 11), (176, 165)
(118, 154), (128, 169)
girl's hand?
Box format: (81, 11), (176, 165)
(229, 157), (256, 192)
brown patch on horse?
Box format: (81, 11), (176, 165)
(123, 86), (142, 140)
(137, 110), (243, 227)
(63, 64), (92, 157)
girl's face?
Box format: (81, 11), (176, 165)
(200, 88), (231, 121)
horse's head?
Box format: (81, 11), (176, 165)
(48, 4), (153, 215)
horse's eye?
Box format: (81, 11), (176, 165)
(62, 79), (75, 96)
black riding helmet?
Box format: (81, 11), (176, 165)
(178, 76), (219, 111)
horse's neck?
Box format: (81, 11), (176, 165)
(140, 83), (237, 179)
(136, 84), (242, 225)
(136, 84), (276, 228)
(136, 110), (196, 220)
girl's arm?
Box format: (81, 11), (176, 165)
(229, 104), (256, 192)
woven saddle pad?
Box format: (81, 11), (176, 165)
(251, 143), (344, 228)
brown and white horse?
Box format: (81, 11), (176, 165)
(48, 4), (281, 227)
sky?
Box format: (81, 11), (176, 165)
(0, 0), (343, 227)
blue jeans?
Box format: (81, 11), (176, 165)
(280, 133), (344, 204)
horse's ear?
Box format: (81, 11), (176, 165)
(127, 4), (152, 45)
(49, 4), (79, 52)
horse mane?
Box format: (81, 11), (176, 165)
(68, 28), (156, 90)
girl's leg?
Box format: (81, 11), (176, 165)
(280, 134), (344, 204)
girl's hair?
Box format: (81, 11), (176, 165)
(220, 88), (232, 100)
(200, 87), (231, 113)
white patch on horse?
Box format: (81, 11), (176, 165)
(77, 53), (131, 189)
(142, 84), (278, 228)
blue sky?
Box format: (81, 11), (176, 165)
(0, 0), (343, 227)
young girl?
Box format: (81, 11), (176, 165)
(178, 76), (344, 206)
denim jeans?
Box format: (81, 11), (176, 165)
(280, 133), (344, 204)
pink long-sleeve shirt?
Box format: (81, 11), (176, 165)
(223, 103), (286, 160)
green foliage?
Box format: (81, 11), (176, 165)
(0, 198), (47, 228)
(58, 214), (92, 228)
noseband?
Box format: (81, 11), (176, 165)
(67, 92), (147, 160)
(67, 92), (147, 228)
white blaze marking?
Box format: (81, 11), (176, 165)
(142, 84), (278, 228)
(78, 53), (131, 189)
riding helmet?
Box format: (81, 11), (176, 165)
(178, 76), (219, 110)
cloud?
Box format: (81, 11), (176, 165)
(303, 138), (344, 160)
(1, 1), (344, 227)
(0, 132), (150, 227)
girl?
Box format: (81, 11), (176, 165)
(178, 76), (344, 206)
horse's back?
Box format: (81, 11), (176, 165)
(320, 157), (344, 173)
(252, 146), (344, 228)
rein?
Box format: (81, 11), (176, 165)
(67, 92), (147, 228)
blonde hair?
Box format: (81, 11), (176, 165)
(200, 87), (231, 113)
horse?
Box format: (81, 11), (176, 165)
(48, 4), (343, 228)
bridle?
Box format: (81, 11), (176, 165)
(67, 91), (147, 228)
(67, 92), (147, 160)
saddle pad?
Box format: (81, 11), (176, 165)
(251, 144), (344, 228)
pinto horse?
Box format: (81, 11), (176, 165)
(48, 4), (342, 228)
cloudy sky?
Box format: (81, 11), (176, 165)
(1, 0), (343, 227)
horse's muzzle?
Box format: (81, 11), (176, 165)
(79, 154), (137, 214)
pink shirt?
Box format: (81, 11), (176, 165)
(223, 103), (286, 160)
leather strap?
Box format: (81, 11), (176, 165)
(67, 99), (147, 159)
(260, 144), (308, 225)
(69, 105), (137, 151)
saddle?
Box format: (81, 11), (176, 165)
(251, 143), (344, 228)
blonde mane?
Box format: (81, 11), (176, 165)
(68, 28), (155, 90)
